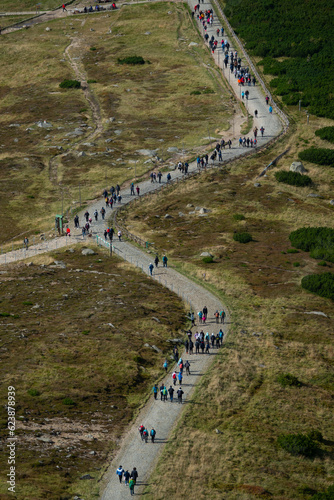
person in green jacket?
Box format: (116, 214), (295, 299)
(129, 478), (135, 495)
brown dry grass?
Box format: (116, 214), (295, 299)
(0, 244), (186, 499)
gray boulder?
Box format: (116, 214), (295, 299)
(290, 161), (306, 174)
(330, 200), (334, 205)
(82, 248), (95, 256)
(201, 252), (213, 257)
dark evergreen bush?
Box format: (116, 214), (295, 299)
(307, 430), (323, 442)
(289, 227), (334, 263)
(277, 433), (318, 457)
(277, 373), (302, 387)
(275, 170), (312, 186)
(301, 273), (334, 301)
(315, 127), (334, 144)
(117, 55), (145, 65)
(233, 232), (252, 243)
(59, 79), (81, 89)
(202, 256), (214, 263)
(311, 485), (334, 499)
(233, 213), (245, 221)
(190, 90), (201, 95)
(298, 148), (334, 166)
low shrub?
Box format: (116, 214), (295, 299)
(117, 55), (145, 65)
(233, 232), (252, 243)
(315, 126), (334, 144)
(299, 148), (334, 166)
(62, 397), (75, 405)
(233, 213), (245, 221)
(287, 248), (299, 254)
(87, 79), (97, 83)
(277, 433), (318, 457)
(23, 301), (33, 305)
(275, 170), (312, 187)
(318, 261), (327, 267)
(202, 256), (214, 263)
(289, 227), (334, 263)
(190, 90), (201, 95)
(277, 373), (302, 387)
(59, 79), (81, 89)
(311, 485), (334, 499)
(202, 88), (215, 94)
(90, 47), (97, 51)
(293, 262), (300, 267)
(308, 430), (323, 442)
(301, 273), (334, 301)
(28, 389), (40, 397)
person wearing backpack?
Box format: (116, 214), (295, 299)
(163, 359), (168, 372)
(152, 384), (158, 400)
(150, 428), (156, 443)
(162, 386), (168, 402)
(172, 371), (177, 386)
(168, 385), (174, 402)
(142, 428), (148, 443)
(124, 469), (130, 486)
(162, 255), (168, 267)
(129, 478), (135, 495)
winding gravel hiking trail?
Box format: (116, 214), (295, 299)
(0, 2), (287, 497)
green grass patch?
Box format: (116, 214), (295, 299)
(275, 170), (312, 186)
(28, 389), (41, 397)
(311, 485), (334, 499)
(287, 248), (299, 254)
(202, 256), (214, 263)
(233, 213), (245, 221)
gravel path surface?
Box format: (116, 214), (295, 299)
(0, 2), (285, 498)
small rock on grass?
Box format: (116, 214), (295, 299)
(82, 248), (95, 256)
(80, 474), (94, 480)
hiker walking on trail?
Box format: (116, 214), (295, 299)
(150, 428), (156, 443)
(154, 255), (159, 267)
(142, 428), (148, 443)
(118, 230), (122, 241)
(124, 470), (130, 486)
(162, 255), (168, 267)
(139, 424), (145, 440)
(163, 359), (168, 372)
(185, 360), (190, 375)
(172, 371), (177, 386)
(157, 171), (162, 183)
(130, 182), (135, 195)
(100, 207), (105, 219)
(62, 3), (67, 11)
(178, 371), (183, 385)
(94, 210), (98, 221)
(24, 237), (29, 250)
(260, 126), (265, 137)
(265, 95), (269, 105)
(269, 105), (273, 114)
(177, 387), (184, 404)
(130, 467), (138, 484)
(160, 383), (165, 400)
(74, 215), (79, 228)
(149, 263), (154, 276)
(153, 384), (158, 400)
(168, 385), (174, 402)
(116, 466), (124, 484)
(136, 185), (140, 196)
(129, 478), (135, 495)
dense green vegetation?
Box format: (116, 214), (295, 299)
(233, 232), (252, 243)
(277, 373), (302, 387)
(289, 227), (334, 263)
(277, 433), (318, 457)
(117, 55), (146, 65)
(275, 170), (312, 186)
(301, 273), (334, 301)
(312, 485), (334, 500)
(315, 127), (334, 144)
(59, 79), (81, 89)
(299, 148), (334, 166)
(224, 0), (334, 119)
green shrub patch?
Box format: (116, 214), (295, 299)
(311, 485), (334, 499)
(277, 373), (302, 387)
(202, 256), (214, 263)
(275, 170), (312, 187)
(233, 232), (252, 243)
(299, 148), (334, 167)
(277, 433), (318, 457)
(59, 79), (81, 89)
(315, 126), (334, 144)
(301, 273), (334, 301)
(289, 227), (334, 263)
(233, 213), (245, 221)
(117, 55), (145, 65)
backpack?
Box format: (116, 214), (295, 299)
(172, 372), (176, 379)
(150, 429), (156, 436)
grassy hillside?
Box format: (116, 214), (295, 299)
(0, 2), (233, 245)
(122, 112), (334, 499)
(0, 245), (186, 499)
(222, 0), (334, 119)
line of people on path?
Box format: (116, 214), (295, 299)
(148, 254), (168, 275)
(116, 466), (138, 495)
